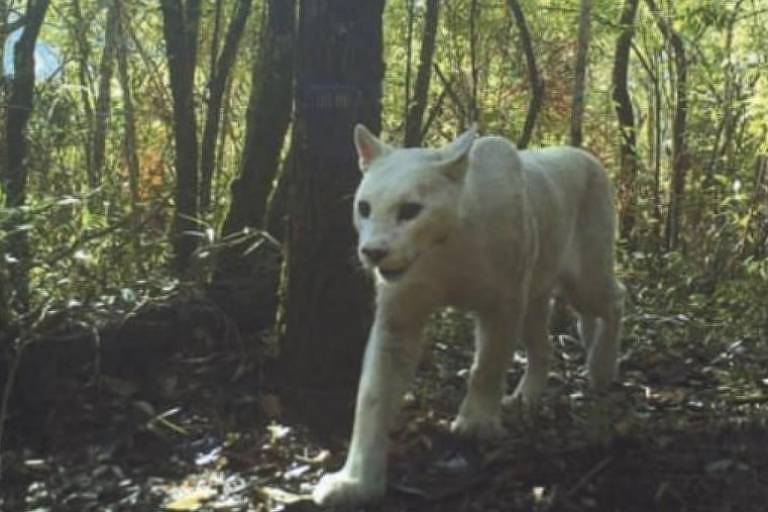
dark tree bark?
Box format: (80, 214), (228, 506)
(570, 0), (592, 147)
(404, 0), (439, 147)
(506, 0), (543, 149)
(199, 0), (252, 212)
(278, 0), (384, 390)
(611, 0), (640, 242)
(160, 0), (202, 275)
(645, 0), (688, 251)
(208, 0), (295, 334)
(1, 0), (50, 315)
(219, 0), (295, 237)
(92, 2), (119, 189)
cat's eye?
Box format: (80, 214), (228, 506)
(398, 202), (423, 222)
(358, 200), (371, 218)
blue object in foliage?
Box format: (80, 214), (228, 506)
(3, 27), (60, 81)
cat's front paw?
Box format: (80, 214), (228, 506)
(312, 470), (385, 507)
(450, 412), (505, 440)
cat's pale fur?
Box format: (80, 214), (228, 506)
(313, 126), (625, 506)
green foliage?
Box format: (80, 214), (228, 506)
(0, 0), (765, 343)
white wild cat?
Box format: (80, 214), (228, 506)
(313, 125), (625, 506)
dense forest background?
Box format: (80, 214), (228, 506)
(0, 0), (767, 510)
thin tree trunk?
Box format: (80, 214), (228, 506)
(550, 0), (594, 335)
(469, 0), (480, 122)
(752, 155), (768, 259)
(645, 0), (688, 251)
(433, 62), (468, 128)
(92, 2), (119, 190)
(612, 0), (640, 242)
(115, 0), (140, 243)
(199, 0), (252, 212)
(404, 0), (439, 147)
(70, 0), (96, 187)
(703, 1), (743, 193)
(209, 0), (295, 332)
(403, 0), (414, 132)
(279, 0), (384, 390)
(160, 0), (202, 275)
(652, 51), (663, 239)
(0, 1), (8, 79)
(666, 31), (688, 251)
(214, 77), (234, 204)
(219, 0), (295, 237)
(265, 146), (292, 241)
(209, 0), (223, 75)
(0, 0), (9, 182)
(569, 0), (592, 147)
(2, 0), (51, 314)
(506, 0), (543, 149)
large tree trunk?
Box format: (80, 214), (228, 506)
(404, 0), (440, 147)
(612, 0), (640, 242)
(209, 0), (295, 333)
(160, 0), (202, 275)
(570, 0), (592, 147)
(199, 0), (252, 213)
(278, 0), (384, 391)
(506, 0), (543, 149)
(1, 0), (50, 317)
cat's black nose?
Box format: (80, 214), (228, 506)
(361, 247), (389, 264)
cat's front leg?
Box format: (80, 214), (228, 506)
(313, 314), (425, 506)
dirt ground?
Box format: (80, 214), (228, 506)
(1, 306), (767, 511)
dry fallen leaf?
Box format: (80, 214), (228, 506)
(256, 485), (309, 504)
(165, 488), (217, 511)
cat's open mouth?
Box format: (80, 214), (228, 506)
(377, 266), (408, 282)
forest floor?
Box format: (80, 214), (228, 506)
(1, 302), (768, 512)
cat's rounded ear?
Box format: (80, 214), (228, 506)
(354, 124), (391, 173)
(439, 124), (477, 182)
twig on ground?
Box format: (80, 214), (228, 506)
(564, 456), (613, 499)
